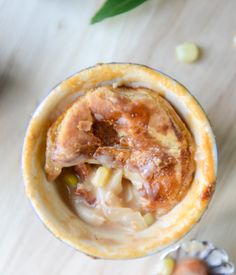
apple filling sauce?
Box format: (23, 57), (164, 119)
(45, 86), (195, 232)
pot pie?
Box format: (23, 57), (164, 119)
(22, 63), (217, 259)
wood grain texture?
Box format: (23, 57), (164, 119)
(0, 0), (236, 274)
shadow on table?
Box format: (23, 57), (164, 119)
(207, 82), (236, 189)
(194, 88), (236, 263)
(0, 71), (16, 99)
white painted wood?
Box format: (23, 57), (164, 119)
(0, 0), (236, 274)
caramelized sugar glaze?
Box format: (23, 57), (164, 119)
(45, 86), (195, 217)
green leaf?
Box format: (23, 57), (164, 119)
(91, 0), (149, 24)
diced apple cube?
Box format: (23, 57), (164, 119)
(143, 213), (155, 226)
(92, 166), (111, 187)
(108, 169), (123, 195)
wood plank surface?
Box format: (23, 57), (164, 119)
(0, 0), (236, 274)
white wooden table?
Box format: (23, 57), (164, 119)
(1, 0), (236, 274)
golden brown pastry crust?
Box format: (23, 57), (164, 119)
(45, 86), (195, 214)
(22, 63), (217, 259)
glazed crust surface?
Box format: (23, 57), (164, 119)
(23, 63), (217, 259)
(45, 86), (195, 215)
